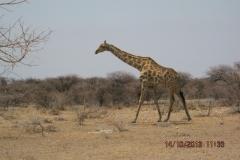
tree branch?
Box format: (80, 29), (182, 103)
(0, 18), (52, 71)
(0, 0), (28, 11)
(1, 1), (52, 76)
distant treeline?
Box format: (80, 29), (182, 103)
(0, 62), (239, 109)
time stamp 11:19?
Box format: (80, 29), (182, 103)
(165, 141), (225, 148)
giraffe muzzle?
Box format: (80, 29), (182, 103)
(95, 49), (101, 54)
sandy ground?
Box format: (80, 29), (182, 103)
(0, 105), (239, 160)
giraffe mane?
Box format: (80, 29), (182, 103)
(109, 44), (142, 58)
(109, 44), (163, 67)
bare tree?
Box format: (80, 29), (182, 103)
(107, 71), (136, 84)
(207, 62), (240, 106)
(193, 78), (210, 99)
(178, 71), (192, 88)
(106, 71), (138, 106)
(0, 0), (52, 75)
(54, 75), (79, 93)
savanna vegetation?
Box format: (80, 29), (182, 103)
(0, 62), (239, 114)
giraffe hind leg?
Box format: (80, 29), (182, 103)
(178, 90), (191, 121)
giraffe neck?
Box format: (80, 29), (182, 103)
(107, 44), (142, 71)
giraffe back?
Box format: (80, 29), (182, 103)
(139, 58), (180, 90)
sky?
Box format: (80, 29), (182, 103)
(2, 0), (240, 79)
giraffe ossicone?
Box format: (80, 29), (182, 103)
(95, 41), (191, 123)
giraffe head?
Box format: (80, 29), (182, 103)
(95, 40), (109, 54)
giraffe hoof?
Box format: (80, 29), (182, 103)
(164, 118), (169, 122)
(188, 117), (192, 121)
(132, 120), (136, 123)
(157, 119), (161, 122)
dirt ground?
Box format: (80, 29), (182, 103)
(0, 105), (239, 160)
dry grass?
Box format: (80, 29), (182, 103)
(22, 117), (44, 134)
(0, 105), (239, 159)
(114, 121), (128, 132)
(75, 105), (108, 125)
(43, 118), (52, 124)
(45, 125), (57, 132)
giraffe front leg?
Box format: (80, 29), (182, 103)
(149, 88), (162, 122)
(156, 110), (162, 122)
(164, 94), (174, 122)
(132, 102), (142, 123)
(132, 85), (147, 123)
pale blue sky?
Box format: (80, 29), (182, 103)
(2, 0), (240, 79)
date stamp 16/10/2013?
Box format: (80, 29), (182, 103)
(165, 141), (225, 148)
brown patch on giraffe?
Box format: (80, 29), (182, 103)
(150, 65), (154, 70)
(148, 77), (154, 82)
(128, 60), (133, 66)
(153, 77), (157, 82)
(136, 65), (141, 70)
(148, 70), (152, 75)
(140, 74), (147, 80)
(123, 58), (128, 62)
(132, 58), (136, 63)
(137, 59), (141, 64)
(157, 79), (162, 84)
(153, 70), (157, 76)
(132, 63), (138, 68)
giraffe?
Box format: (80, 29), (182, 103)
(95, 40), (191, 123)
